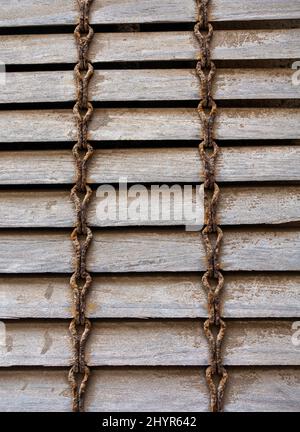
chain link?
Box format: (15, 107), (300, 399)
(194, 0), (228, 412)
(69, 0), (95, 413)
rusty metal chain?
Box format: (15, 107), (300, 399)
(194, 0), (228, 412)
(69, 0), (95, 413)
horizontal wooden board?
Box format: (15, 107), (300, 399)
(0, 367), (299, 412)
(0, 320), (298, 367)
(1, 69), (299, 103)
(2, 0), (299, 27)
(1, 274), (299, 319)
(0, 229), (300, 273)
(0, 108), (300, 142)
(224, 367), (300, 412)
(1, 30), (299, 65)
(1, 146), (300, 185)
(0, 186), (299, 228)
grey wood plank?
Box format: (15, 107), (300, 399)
(224, 367), (300, 412)
(0, 108), (299, 142)
(1, 274), (299, 319)
(0, 229), (299, 273)
(1, 30), (299, 65)
(1, 147), (299, 185)
(0, 320), (298, 367)
(1, 69), (298, 104)
(0, 370), (72, 412)
(0, 186), (299, 228)
(0, 367), (299, 412)
(1, 0), (299, 27)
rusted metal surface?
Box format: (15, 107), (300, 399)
(195, 0), (227, 412)
(68, 0), (95, 413)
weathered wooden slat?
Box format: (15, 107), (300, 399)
(224, 367), (300, 412)
(0, 186), (299, 228)
(0, 367), (298, 412)
(1, 274), (299, 319)
(0, 229), (299, 273)
(2, 0), (299, 27)
(1, 30), (299, 65)
(1, 147), (300, 185)
(0, 320), (298, 367)
(1, 69), (299, 103)
(0, 108), (300, 142)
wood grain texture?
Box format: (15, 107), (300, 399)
(0, 186), (299, 228)
(1, 274), (299, 319)
(0, 320), (298, 367)
(1, 147), (300, 185)
(1, 30), (299, 65)
(1, 0), (299, 27)
(0, 229), (300, 273)
(0, 108), (300, 142)
(0, 367), (299, 412)
(224, 367), (300, 412)
(1, 0), (299, 414)
(1, 69), (299, 103)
